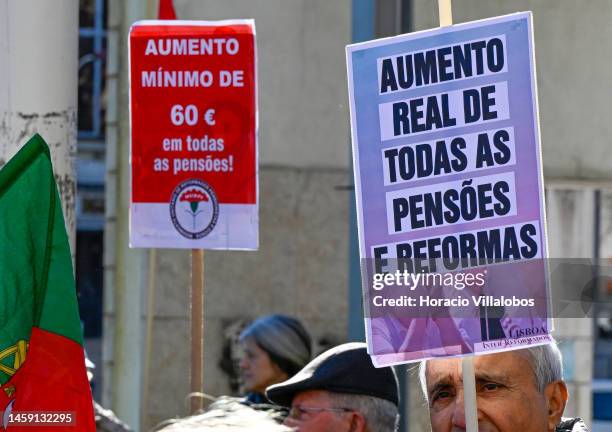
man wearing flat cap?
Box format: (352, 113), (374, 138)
(266, 342), (399, 432)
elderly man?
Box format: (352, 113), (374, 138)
(266, 342), (399, 432)
(420, 340), (589, 432)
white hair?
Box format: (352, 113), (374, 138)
(152, 397), (291, 432)
(418, 340), (564, 400)
(328, 392), (399, 432)
(516, 342), (564, 392)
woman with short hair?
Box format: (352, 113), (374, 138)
(239, 315), (312, 404)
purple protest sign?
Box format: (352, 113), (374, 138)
(346, 12), (552, 366)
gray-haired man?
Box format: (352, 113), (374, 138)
(420, 340), (589, 432)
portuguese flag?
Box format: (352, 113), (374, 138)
(0, 135), (95, 430)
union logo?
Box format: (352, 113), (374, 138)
(170, 179), (219, 239)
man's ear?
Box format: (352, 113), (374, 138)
(544, 380), (568, 432)
(348, 411), (367, 432)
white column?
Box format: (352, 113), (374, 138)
(0, 0), (78, 252)
(104, 0), (149, 430)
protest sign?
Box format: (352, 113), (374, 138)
(129, 20), (258, 250)
(346, 12), (552, 366)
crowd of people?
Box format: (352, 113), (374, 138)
(148, 314), (589, 432)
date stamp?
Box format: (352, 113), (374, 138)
(2, 411), (75, 426)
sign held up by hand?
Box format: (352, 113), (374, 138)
(347, 13), (551, 366)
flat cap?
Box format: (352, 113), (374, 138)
(266, 342), (398, 407)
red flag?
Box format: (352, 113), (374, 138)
(158, 0), (176, 19)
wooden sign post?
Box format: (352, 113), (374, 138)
(190, 249), (204, 413)
(129, 18), (258, 417)
(438, 3), (478, 431)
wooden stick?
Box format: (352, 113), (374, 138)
(437, 2), (477, 430)
(462, 356), (478, 432)
(438, 0), (453, 27)
(190, 249), (204, 414)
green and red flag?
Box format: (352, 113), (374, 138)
(0, 135), (95, 430)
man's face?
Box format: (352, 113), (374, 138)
(283, 390), (359, 432)
(425, 351), (555, 432)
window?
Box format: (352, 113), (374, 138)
(78, 0), (107, 140)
